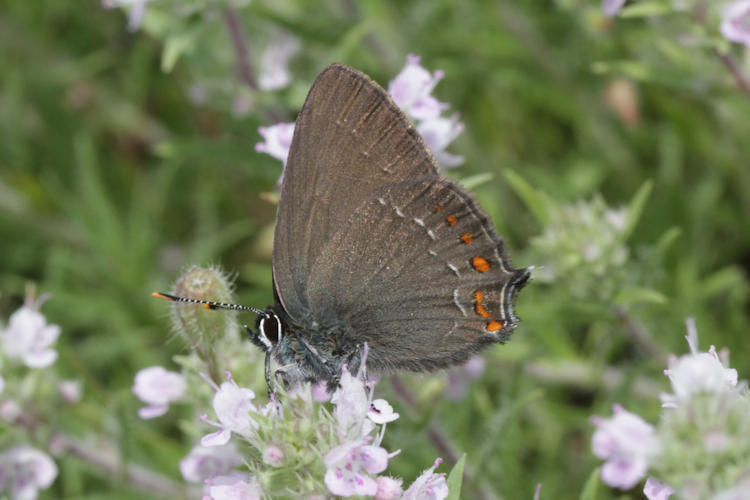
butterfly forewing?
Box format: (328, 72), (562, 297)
(273, 64), (441, 322)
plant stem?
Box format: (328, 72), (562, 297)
(50, 433), (198, 498)
(222, 7), (257, 90)
(389, 376), (499, 500)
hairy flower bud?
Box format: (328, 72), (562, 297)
(169, 266), (238, 358)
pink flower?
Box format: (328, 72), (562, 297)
(374, 476), (403, 500)
(204, 473), (263, 500)
(255, 122), (295, 166)
(324, 438), (390, 497)
(0, 445), (58, 500)
(602, 0), (627, 18)
(402, 457), (449, 500)
(368, 399), (399, 424)
(331, 366), (371, 441)
(445, 355), (486, 400)
(416, 114), (465, 169)
(388, 54), (447, 121)
(1, 305), (61, 369)
(310, 381), (332, 402)
(179, 443), (243, 483)
(591, 404), (659, 490)
(201, 373), (259, 446)
(721, 1), (750, 47)
(132, 366), (186, 419)
(58, 380), (82, 404)
(0, 400), (21, 423)
(661, 319), (738, 408)
(258, 32), (300, 91)
(644, 477), (674, 500)
(102, 0), (150, 32)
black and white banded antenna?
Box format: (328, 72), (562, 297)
(151, 292), (266, 315)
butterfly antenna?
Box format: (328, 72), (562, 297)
(151, 292), (265, 315)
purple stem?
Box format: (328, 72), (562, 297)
(222, 7), (257, 89)
(389, 376), (498, 500)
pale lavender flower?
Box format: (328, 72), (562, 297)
(255, 122), (295, 166)
(660, 319), (738, 408)
(374, 476), (403, 500)
(644, 477), (674, 500)
(388, 54), (446, 121)
(591, 404), (659, 490)
(0, 445), (58, 500)
(204, 473), (263, 500)
(310, 381), (332, 402)
(132, 366), (186, 419)
(721, 1), (750, 47)
(331, 366), (371, 441)
(533, 483), (542, 500)
(324, 438), (390, 497)
(201, 372), (259, 446)
(58, 380), (82, 404)
(102, 0), (150, 32)
(0, 400), (21, 422)
(445, 355), (486, 400)
(368, 399), (399, 424)
(258, 32), (300, 91)
(402, 457), (449, 500)
(416, 114), (465, 169)
(179, 443), (243, 483)
(602, 0), (627, 17)
(231, 94), (253, 118)
(1, 305), (61, 369)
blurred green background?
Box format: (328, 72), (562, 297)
(1, 0), (749, 498)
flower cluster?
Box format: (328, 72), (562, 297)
(721, 1), (750, 47)
(590, 319), (750, 499)
(603, 0), (750, 51)
(145, 360), (450, 498)
(529, 194), (632, 300)
(0, 445), (58, 500)
(0, 294), (64, 499)
(255, 54), (465, 179)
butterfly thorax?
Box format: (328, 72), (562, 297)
(255, 304), (359, 388)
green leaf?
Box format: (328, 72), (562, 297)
(702, 266), (746, 299)
(622, 179), (653, 240)
(579, 468), (601, 500)
(446, 453), (466, 500)
(654, 226), (682, 257)
(161, 32), (194, 72)
(619, 1), (671, 18)
(614, 286), (668, 305)
(504, 170), (552, 225)
(460, 172), (494, 190)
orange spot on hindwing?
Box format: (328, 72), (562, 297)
(435, 205), (444, 212)
(486, 320), (504, 332)
(446, 215), (458, 226)
(473, 290), (492, 318)
(471, 256), (490, 273)
(460, 233), (473, 244)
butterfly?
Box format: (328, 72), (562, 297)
(155, 63), (531, 394)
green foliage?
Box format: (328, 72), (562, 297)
(1, 0), (749, 498)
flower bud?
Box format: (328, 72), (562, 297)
(170, 266), (238, 356)
(262, 445), (285, 467)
